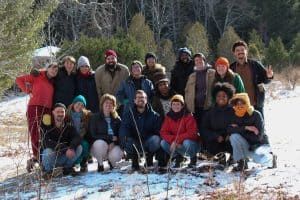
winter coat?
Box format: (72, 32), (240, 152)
(40, 121), (81, 154)
(95, 63), (130, 98)
(227, 110), (269, 146)
(185, 68), (216, 112)
(119, 104), (162, 141)
(87, 112), (121, 145)
(230, 59), (272, 108)
(142, 63), (166, 83)
(116, 75), (154, 109)
(53, 67), (77, 107)
(170, 60), (194, 95)
(15, 71), (54, 109)
(76, 71), (99, 113)
(65, 105), (92, 139)
(160, 111), (199, 145)
(213, 69), (245, 93)
(201, 105), (234, 142)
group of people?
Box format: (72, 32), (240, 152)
(15, 40), (276, 178)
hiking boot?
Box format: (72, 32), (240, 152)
(97, 164), (104, 172)
(233, 159), (248, 172)
(131, 156), (140, 171)
(26, 158), (39, 172)
(145, 153), (154, 167)
(174, 155), (184, 168)
(80, 163), (88, 173)
(63, 167), (79, 176)
(188, 156), (197, 168)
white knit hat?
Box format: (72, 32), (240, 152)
(77, 56), (90, 68)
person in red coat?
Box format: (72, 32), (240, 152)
(15, 63), (58, 171)
(160, 94), (200, 167)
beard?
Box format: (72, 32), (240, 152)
(106, 62), (116, 70)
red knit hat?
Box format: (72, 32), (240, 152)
(105, 49), (117, 58)
(215, 57), (229, 68)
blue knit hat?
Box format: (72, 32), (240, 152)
(178, 47), (192, 58)
(72, 95), (86, 107)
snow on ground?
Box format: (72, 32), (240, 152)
(0, 83), (300, 199)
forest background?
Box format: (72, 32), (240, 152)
(0, 0), (299, 94)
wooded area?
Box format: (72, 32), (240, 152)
(0, 0), (299, 93)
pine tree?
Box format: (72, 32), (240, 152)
(217, 26), (241, 63)
(290, 33), (300, 67)
(158, 39), (176, 72)
(0, 0), (57, 94)
(249, 29), (265, 60)
(185, 22), (210, 57)
(265, 37), (289, 72)
(128, 13), (157, 54)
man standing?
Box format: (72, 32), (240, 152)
(230, 41), (273, 117)
(119, 90), (166, 170)
(41, 103), (82, 176)
(170, 47), (194, 95)
(95, 49), (130, 99)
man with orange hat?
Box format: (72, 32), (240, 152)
(95, 49), (129, 99)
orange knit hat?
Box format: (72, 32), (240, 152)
(215, 57), (230, 69)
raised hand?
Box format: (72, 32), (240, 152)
(266, 65), (273, 78)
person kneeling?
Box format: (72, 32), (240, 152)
(41, 103), (82, 177)
(88, 94), (123, 172)
(228, 93), (276, 171)
(160, 95), (201, 168)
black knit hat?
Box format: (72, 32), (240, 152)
(145, 52), (157, 62)
(53, 102), (66, 110)
(212, 82), (236, 100)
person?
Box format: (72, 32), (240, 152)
(160, 94), (200, 167)
(151, 72), (176, 120)
(201, 82), (235, 157)
(119, 90), (166, 170)
(142, 52), (166, 83)
(185, 53), (215, 128)
(228, 93), (276, 171)
(15, 63), (58, 172)
(95, 49), (129, 99)
(116, 60), (154, 114)
(40, 103), (82, 177)
(87, 94), (124, 172)
(65, 95), (92, 172)
(53, 56), (77, 107)
(76, 56), (99, 113)
(170, 47), (194, 95)
(214, 57), (245, 93)
(230, 40), (273, 117)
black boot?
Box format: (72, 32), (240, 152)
(131, 155), (140, 171)
(233, 159), (248, 172)
(80, 157), (88, 173)
(145, 153), (154, 167)
(188, 156), (197, 168)
(174, 155), (184, 168)
(97, 164), (104, 172)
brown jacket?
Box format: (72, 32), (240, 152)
(95, 63), (129, 98)
(185, 68), (215, 112)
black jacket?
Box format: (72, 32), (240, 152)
(227, 110), (269, 146)
(87, 112), (121, 145)
(170, 60), (194, 95)
(230, 59), (272, 108)
(53, 68), (77, 107)
(41, 122), (81, 154)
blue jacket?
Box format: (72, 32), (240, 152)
(116, 75), (154, 109)
(76, 72), (99, 113)
(119, 103), (162, 141)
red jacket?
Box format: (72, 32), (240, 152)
(16, 71), (54, 108)
(160, 113), (199, 144)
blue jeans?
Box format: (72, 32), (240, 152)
(230, 133), (273, 167)
(160, 139), (200, 158)
(42, 146), (82, 172)
(123, 135), (161, 156)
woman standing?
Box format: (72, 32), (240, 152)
(88, 94), (123, 172)
(16, 63), (58, 171)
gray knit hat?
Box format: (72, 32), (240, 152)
(77, 56), (90, 68)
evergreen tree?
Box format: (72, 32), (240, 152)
(265, 37), (289, 72)
(290, 33), (300, 67)
(185, 22), (210, 57)
(249, 29), (265, 60)
(128, 13), (157, 53)
(0, 0), (57, 94)
(217, 26), (241, 63)
(158, 39), (176, 72)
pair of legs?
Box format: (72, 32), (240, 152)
(90, 140), (123, 168)
(230, 133), (274, 168)
(41, 146), (82, 172)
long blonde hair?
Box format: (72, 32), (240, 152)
(99, 93), (119, 119)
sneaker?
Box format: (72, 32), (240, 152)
(97, 164), (104, 172)
(233, 159), (248, 172)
